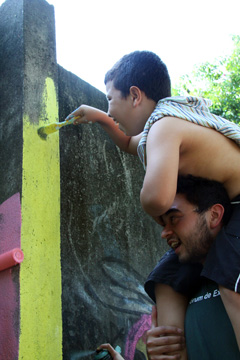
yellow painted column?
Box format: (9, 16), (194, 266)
(19, 78), (62, 359)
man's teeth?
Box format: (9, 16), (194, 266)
(112, 118), (119, 125)
(171, 241), (180, 249)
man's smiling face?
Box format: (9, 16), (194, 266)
(160, 194), (215, 264)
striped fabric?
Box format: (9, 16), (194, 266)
(137, 96), (240, 169)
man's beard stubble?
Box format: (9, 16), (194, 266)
(179, 214), (215, 264)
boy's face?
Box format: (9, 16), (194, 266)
(105, 81), (143, 136)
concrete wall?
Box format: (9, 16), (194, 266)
(58, 67), (168, 360)
(0, 1), (62, 359)
(0, 0), (168, 359)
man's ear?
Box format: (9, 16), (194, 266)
(129, 86), (142, 107)
(209, 204), (225, 229)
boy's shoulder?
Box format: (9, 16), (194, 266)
(149, 116), (191, 135)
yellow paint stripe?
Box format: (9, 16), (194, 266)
(19, 78), (62, 359)
(136, 339), (148, 358)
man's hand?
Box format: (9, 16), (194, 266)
(146, 306), (186, 360)
(98, 344), (124, 360)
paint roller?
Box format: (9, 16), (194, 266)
(0, 248), (24, 272)
(37, 116), (76, 140)
(37, 114), (91, 140)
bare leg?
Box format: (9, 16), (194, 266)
(155, 283), (188, 360)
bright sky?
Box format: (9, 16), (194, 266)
(1, 0), (240, 93)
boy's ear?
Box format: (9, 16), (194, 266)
(209, 204), (225, 229)
(129, 86), (142, 106)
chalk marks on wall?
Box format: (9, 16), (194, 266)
(65, 242), (153, 360)
(125, 314), (151, 360)
(99, 258), (153, 360)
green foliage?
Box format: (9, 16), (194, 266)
(173, 35), (240, 124)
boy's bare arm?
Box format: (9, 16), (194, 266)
(140, 118), (182, 216)
(219, 286), (240, 350)
(67, 105), (140, 155)
(147, 305), (186, 360)
(151, 284), (188, 360)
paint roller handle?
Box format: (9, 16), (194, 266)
(0, 248), (24, 272)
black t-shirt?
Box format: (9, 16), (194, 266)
(185, 278), (240, 360)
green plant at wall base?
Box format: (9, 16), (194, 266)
(172, 35), (240, 124)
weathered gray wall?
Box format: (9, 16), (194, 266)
(0, 0), (24, 203)
(0, 0), (57, 203)
(0, 0), (61, 359)
(0, 0), (168, 358)
(58, 67), (168, 359)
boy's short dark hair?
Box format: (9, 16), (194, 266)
(104, 51), (171, 102)
(177, 175), (232, 225)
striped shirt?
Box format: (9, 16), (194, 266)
(137, 96), (240, 169)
